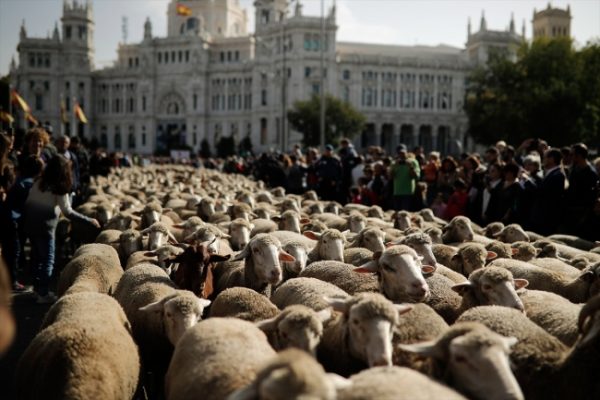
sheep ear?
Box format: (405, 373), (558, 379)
(354, 261), (379, 273)
(316, 308), (332, 323)
(492, 230), (502, 237)
(209, 254), (231, 263)
(303, 231), (321, 241)
(487, 251), (498, 261)
(279, 250), (296, 262)
(327, 373), (353, 391)
(167, 231), (179, 244)
(173, 224), (185, 229)
(421, 265), (436, 274)
(299, 218), (311, 224)
(197, 298), (211, 309)
(451, 253), (463, 264)
(535, 248), (543, 256)
(579, 270), (596, 283)
(398, 341), (443, 359)
(218, 232), (232, 239)
(323, 297), (351, 314)
(231, 247), (249, 262)
(503, 336), (518, 348)
(514, 279), (529, 290)
(163, 208), (173, 213)
(395, 304), (413, 315)
(255, 316), (278, 332)
(511, 248), (520, 256)
(139, 299), (166, 313)
(451, 281), (473, 295)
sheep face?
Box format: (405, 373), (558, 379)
(119, 231), (143, 259)
(145, 210), (161, 227)
(96, 205), (114, 226)
(394, 211), (411, 230)
(148, 230), (168, 250)
(360, 230), (386, 253)
(443, 217), (475, 243)
(254, 208), (271, 220)
(404, 239), (436, 268)
(198, 199), (215, 218)
(281, 199), (301, 213)
(419, 208), (436, 222)
(348, 215), (367, 234)
(275, 211), (307, 234)
(282, 243), (308, 274)
(494, 225), (529, 244)
(233, 236), (295, 286)
(511, 242), (536, 262)
(304, 230), (345, 262)
(324, 202), (340, 215)
(140, 293), (211, 345)
(229, 221), (251, 251)
(327, 294), (412, 368)
(401, 323), (523, 400)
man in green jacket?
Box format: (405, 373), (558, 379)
(390, 144), (420, 211)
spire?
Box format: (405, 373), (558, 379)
(53, 22), (60, 41)
(480, 11), (487, 31)
(521, 19), (526, 38)
(467, 17), (472, 38)
(329, 0), (336, 21)
(20, 19), (26, 40)
(10, 56), (17, 72)
(294, 0), (303, 17)
(509, 12), (515, 33)
(144, 17), (153, 40)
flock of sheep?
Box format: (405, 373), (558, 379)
(9, 164), (600, 400)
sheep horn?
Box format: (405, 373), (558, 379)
(578, 294), (600, 334)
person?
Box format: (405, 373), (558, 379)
(564, 143), (599, 238)
(423, 151), (440, 204)
(315, 145), (343, 201)
(368, 162), (387, 205)
(497, 163), (523, 224)
(0, 133), (17, 286)
(444, 178), (469, 220)
(338, 138), (358, 203)
(18, 127), (51, 168)
(286, 155), (307, 195)
(23, 155), (100, 303)
(481, 162), (504, 224)
(436, 156), (459, 200)
(3, 155), (44, 291)
(390, 144), (420, 211)
(55, 135), (80, 198)
(529, 148), (567, 235)
(430, 192), (447, 218)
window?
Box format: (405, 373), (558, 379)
(165, 52), (169, 63)
(261, 90), (267, 106)
(29, 55), (35, 67)
(44, 81), (50, 91)
(261, 9), (270, 24)
(66, 26), (72, 39)
(227, 51), (232, 62)
(135, 58), (139, 67)
(142, 126), (147, 146)
(115, 126), (122, 150)
(305, 67), (311, 77)
(45, 55), (50, 68)
(193, 125), (197, 146)
(178, 51), (182, 62)
(220, 52), (225, 62)
(235, 51), (240, 61)
(193, 94), (198, 110)
(172, 51), (176, 62)
(343, 86), (350, 102)
(100, 126), (108, 147)
(312, 84), (320, 95)
(185, 51), (190, 62)
(128, 126), (136, 149)
(35, 94), (43, 111)
(343, 70), (350, 80)
(158, 53), (162, 63)
(260, 118), (267, 145)
(142, 96), (146, 112)
(304, 35), (311, 51)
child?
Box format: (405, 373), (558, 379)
(430, 192), (447, 219)
(444, 179), (469, 220)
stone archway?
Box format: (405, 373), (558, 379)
(157, 91), (187, 153)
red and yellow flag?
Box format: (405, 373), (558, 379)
(10, 89), (30, 114)
(25, 112), (39, 126)
(176, 3), (192, 16)
(74, 102), (88, 124)
(0, 110), (14, 124)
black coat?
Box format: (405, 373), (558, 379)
(529, 168), (567, 235)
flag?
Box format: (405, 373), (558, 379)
(25, 112), (39, 126)
(74, 102), (88, 124)
(10, 89), (31, 114)
(60, 97), (68, 124)
(0, 110), (14, 124)
(176, 3), (192, 16)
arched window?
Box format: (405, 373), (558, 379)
(115, 126), (122, 150)
(128, 125), (136, 149)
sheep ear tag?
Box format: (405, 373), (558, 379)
(202, 266), (214, 299)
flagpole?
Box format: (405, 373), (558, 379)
(72, 96), (77, 138)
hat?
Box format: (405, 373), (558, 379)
(396, 144), (407, 153)
(325, 144), (334, 151)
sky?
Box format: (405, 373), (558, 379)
(1, 0), (599, 75)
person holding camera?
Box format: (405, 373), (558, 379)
(390, 144), (420, 211)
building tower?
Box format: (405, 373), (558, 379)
(254, 0), (289, 34)
(532, 3), (571, 39)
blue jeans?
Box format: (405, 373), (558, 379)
(29, 229), (56, 296)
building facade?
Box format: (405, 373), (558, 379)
(10, 0), (525, 155)
(532, 4), (571, 39)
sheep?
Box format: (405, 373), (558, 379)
(511, 241), (538, 262)
(256, 305), (332, 355)
(172, 216), (205, 242)
(311, 212), (348, 231)
(271, 230), (317, 249)
(228, 202), (255, 221)
(113, 263), (210, 387)
(488, 258), (600, 304)
(116, 229), (144, 264)
(184, 225), (233, 255)
(209, 287), (280, 321)
(15, 292), (140, 400)
(165, 318), (277, 400)
(492, 224), (530, 243)
(393, 211), (412, 230)
(141, 222), (178, 250)
(57, 243), (123, 296)
(346, 227), (386, 253)
(483, 222), (505, 238)
(279, 240), (312, 281)
(272, 277), (350, 311)
(337, 366), (467, 400)
(533, 239), (600, 262)
(138, 202), (164, 228)
(486, 240), (515, 259)
(432, 243), (459, 268)
(249, 218), (278, 236)
(301, 219), (328, 233)
(442, 216), (475, 243)
(229, 218), (252, 250)
(139, 244), (185, 272)
(548, 234), (598, 251)
(271, 210), (310, 234)
(425, 272), (467, 324)
(228, 349), (339, 400)
(528, 257), (582, 279)
(214, 234), (295, 297)
(304, 229), (346, 263)
(400, 322), (524, 400)
(519, 289), (582, 346)
(424, 226), (443, 244)
(300, 260), (380, 294)
(451, 243), (498, 276)
(347, 212), (368, 233)
(343, 247), (375, 267)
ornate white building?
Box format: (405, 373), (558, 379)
(10, 0), (524, 155)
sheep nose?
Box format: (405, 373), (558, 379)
(239, 242), (248, 249)
(271, 270), (281, 281)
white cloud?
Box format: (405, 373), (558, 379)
(335, 0), (402, 44)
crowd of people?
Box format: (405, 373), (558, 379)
(248, 138), (600, 241)
(1, 125), (599, 300)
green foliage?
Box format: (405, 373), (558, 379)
(287, 94), (366, 147)
(465, 38), (600, 146)
(216, 136), (236, 158)
(238, 135), (254, 156)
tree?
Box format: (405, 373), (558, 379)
(287, 94), (366, 147)
(465, 38), (600, 147)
